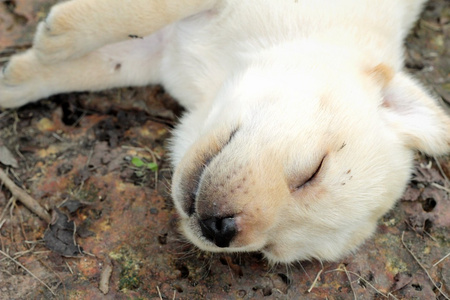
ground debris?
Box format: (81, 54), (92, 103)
(392, 272), (413, 292)
(99, 262), (113, 294)
(43, 209), (83, 257)
(0, 145), (18, 168)
(60, 198), (89, 214)
(0, 168), (51, 222)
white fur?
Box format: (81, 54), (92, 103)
(1, 0), (449, 263)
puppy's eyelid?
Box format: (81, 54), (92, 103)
(292, 156), (325, 191)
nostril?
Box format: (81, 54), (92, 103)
(199, 216), (237, 248)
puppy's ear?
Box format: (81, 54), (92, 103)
(375, 66), (450, 155)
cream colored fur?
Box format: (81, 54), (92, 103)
(1, 0), (449, 263)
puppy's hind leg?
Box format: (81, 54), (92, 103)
(33, 0), (218, 64)
(0, 34), (166, 108)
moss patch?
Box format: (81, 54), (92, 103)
(110, 247), (142, 291)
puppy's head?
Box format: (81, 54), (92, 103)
(171, 52), (450, 263)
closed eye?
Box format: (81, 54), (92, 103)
(291, 156), (326, 192)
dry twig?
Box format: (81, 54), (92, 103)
(431, 182), (450, 194)
(342, 264), (357, 300)
(433, 252), (450, 267)
(65, 261), (74, 274)
(0, 168), (51, 223)
(38, 258), (67, 299)
(307, 269), (323, 293)
(325, 268), (398, 299)
(99, 264), (113, 294)
(156, 285), (163, 300)
(401, 232), (449, 300)
(0, 196), (15, 223)
(433, 157), (449, 185)
(0, 249), (56, 296)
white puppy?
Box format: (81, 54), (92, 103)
(1, 0), (449, 263)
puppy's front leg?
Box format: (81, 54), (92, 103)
(33, 0), (217, 64)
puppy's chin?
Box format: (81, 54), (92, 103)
(261, 244), (300, 264)
(261, 221), (379, 264)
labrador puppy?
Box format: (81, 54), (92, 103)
(1, 0), (449, 263)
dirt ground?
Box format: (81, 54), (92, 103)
(0, 0), (449, 299)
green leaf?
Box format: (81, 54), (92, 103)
(131, 157), (144, 167)
(146, 162), (158, 171)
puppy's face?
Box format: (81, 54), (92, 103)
(171, 59), (450, 263)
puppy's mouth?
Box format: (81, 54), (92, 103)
(182, 127), (240, 217)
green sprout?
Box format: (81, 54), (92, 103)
(131, 157), (158, 171)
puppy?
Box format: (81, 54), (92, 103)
(1, 0), (449, 263)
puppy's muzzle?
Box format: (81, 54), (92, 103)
(199, 215), (237, 247)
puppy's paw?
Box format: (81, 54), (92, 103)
(33, 4), (99, 64)
(0, 52), (44, 108)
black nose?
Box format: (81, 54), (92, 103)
(199, 216), (237, 248)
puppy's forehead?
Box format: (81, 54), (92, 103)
(202, 71), (374, 159)
(243, 99), (334, 138)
